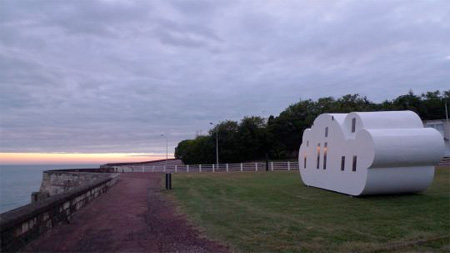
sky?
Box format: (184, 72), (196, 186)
(0, 0), (449, 164)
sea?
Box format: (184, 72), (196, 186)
(0, 164), (99, 214)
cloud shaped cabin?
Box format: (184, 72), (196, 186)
(298, 111), (444, 196)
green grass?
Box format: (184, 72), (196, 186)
(167, 168), (450, 252)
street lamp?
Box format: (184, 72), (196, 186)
(210, 122), (219, 168)
(161, 134), (168, 169)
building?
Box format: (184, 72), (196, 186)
(298, 111), (444, 196)
(423, 119), (450, 156)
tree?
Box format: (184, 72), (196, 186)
(392, 90), (422, 113)
(237, 116), (267, 161)
(174, 90), (448, 163)
(210, 120), (240, 163)
(420, 91), (445, 120)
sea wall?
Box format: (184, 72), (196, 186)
(33, 169), (112, 200)
(0, 173), (119, 252)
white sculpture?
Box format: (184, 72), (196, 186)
(298, 111), (444, 196)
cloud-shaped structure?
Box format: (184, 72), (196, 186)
(298, 111), (444, 196)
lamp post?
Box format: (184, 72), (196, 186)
(210, 122), (219, 168)
(161, 134), (168, 169)
(261, 111), (269, 171)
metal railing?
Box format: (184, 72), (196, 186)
(112, 161), (299, 173)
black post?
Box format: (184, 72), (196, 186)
(169, 173), (172, 189)
(265, 152), (269, 172)
(165, 173), (172, 190)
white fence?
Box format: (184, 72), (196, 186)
(112, 161), (299, 173)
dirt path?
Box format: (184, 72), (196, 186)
(22, 173), (228, 252)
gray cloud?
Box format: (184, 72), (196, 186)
(1, 0), (449, 155)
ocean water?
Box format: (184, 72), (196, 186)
(0, 164), (99, 214)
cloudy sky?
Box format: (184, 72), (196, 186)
(0, 0), (449, 163)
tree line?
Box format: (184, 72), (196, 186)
(175, 90), (449, 164)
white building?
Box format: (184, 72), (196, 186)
(298, 111), (445, 196)
(423, 119), (450, 156)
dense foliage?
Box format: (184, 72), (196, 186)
(175, 90), (449, 164)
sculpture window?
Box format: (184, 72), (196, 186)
(352, 155), (357, 171)
(304, 155), (307, 169)
(351, 118), (356, 133)
(325, 127), (328, 137)
(316, 143), (320, 169)
(323, 142), (328, 170)
(341, 156), (345, 171)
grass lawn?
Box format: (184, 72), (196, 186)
(167, 167), (450, 252)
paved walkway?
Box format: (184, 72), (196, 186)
(22, 173), (227, 252)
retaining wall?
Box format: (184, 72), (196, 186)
(0, 174), (119, 252)
(37, 170), (111, 197)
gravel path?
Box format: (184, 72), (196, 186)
(22, 173), (228, 252)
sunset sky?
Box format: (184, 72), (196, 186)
(0, 152), (168, 165)
(1, 0), (449, 165)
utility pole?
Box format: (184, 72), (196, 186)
(210, 122), (219, 168)
(445, 102), (449, 123)
(445, 102), (449, 142)
(261, 110), (269, 172)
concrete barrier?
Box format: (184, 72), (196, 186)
(0, 174), (119, 252)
